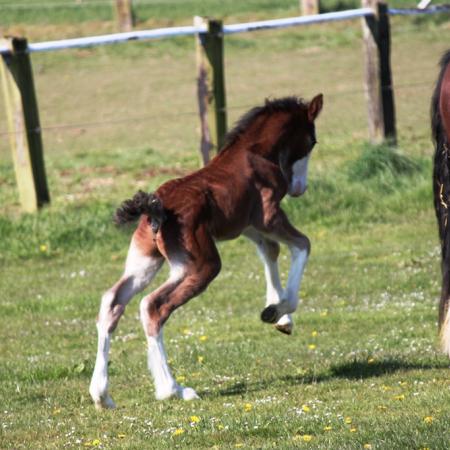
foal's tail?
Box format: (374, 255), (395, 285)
(432, 50), (450, 354)
(114, 190), (166, 232)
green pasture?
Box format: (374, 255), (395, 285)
(1, 3), (450, 449)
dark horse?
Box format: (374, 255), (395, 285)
(89, 94), (323, 408)
(432, 50), (450, 356)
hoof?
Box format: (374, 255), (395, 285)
(178, 386), (200, 401)
(275, 323), (292, 335)
(261, 305), (278, 324)
(93, 395), (116, 410)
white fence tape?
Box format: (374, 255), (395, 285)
(0, 8), (373, 55)
(0, 6), (448, 55)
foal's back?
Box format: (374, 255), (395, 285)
(155, 148), (260, 241)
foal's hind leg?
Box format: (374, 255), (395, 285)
(140, 226), (221, 400)
(439, 239), (450, 356)
(89, 237), (163, 409)
(244, 228), (293, 334)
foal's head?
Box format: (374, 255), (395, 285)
(223, 94), (323, 197)
(274, 94), (323, 197)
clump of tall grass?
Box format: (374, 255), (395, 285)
(346, 143), (422, 185)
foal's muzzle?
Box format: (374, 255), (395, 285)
(288, 180), (307, 197)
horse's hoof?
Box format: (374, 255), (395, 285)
(261, 305), (278, 324)
(94, 395), (116, 410)
(178, 387), (200, 401)
(275, 323), (292, 335)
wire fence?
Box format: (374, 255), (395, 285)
(0, 79), (436, 138)
(0, 4), (445, 139)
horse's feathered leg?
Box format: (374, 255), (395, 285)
(244, 228), (293, 334)
(432, 51), (450, 356)
(89, 232), (163, 409)
(140, 225), (221, 400)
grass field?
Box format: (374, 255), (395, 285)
(2, 2), (450, 449)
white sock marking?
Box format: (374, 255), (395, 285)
(147, 331), (178, 400)
(146, 329), (200, 401)
(282, 247), (308, 314)
(441, 308), (450, 357)
(255, 243), (283, 306)
(89, 327), (115, 408)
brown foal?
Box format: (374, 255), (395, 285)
(89, 94), (323, 408)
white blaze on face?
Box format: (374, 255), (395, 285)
(289, 154), (310, 197)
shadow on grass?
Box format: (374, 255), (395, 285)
(209, 357), (450, 398)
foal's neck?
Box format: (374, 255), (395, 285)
(236, 112), (290, 161)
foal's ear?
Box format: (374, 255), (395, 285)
(307, 93), (323, 122)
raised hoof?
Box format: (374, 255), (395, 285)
(261, 305), (279, 324)
(275, 323), (292, 335)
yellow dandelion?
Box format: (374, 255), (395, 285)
(323, 426), (332, 431)
(367, 358), (375, 364)
(399, 381), (408, 386)
(53, 408), (61, 415)
(302, 404), (310, 412)
(199, 335), (208, 342)
(378, 405), (388, 411)
(345, 417), (352, 424)
(363, 444), (372, 449)
(311, 330), (318, 337)
(182, 329), (191, 335)
(235, 444), (244, 448)
(217, 424), (224, 430)
(423, 416), (433, 424)
(320, 310), (328, 317)
(302, 435), (313, 442)
(393, 394), (405, 401)
(176, 375), (186, 383)
(244, 403), (252, 412)
(382, 385), (392, 391)
(39, 244), (48, 253)
(308, 344), (316, 350)
(190, 416), (201, 424)
(173, 428), (185, 436)
(117, 433), (126, 439)
(198, 356), (204, 364)
(350, 427), (357, 433)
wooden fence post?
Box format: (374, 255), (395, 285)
(377, 2), (396, 144)
(0, 37), (50, 212)
(194, 16), (227, 165)
(361, 0), (396, 145)
(115, 0), (135, 32)
(300, 0), (320, 16)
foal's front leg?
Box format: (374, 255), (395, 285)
(244, 228), (293, 334)
(259, 211), (311, 326)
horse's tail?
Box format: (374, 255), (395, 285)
(114, 190), (166, 232)
(432, 50), (450, 354)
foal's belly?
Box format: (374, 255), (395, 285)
(209, 208), (251, 241)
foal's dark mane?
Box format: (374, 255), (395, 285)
(432, 50), (450, 145)
(221, 96), (308, 150)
